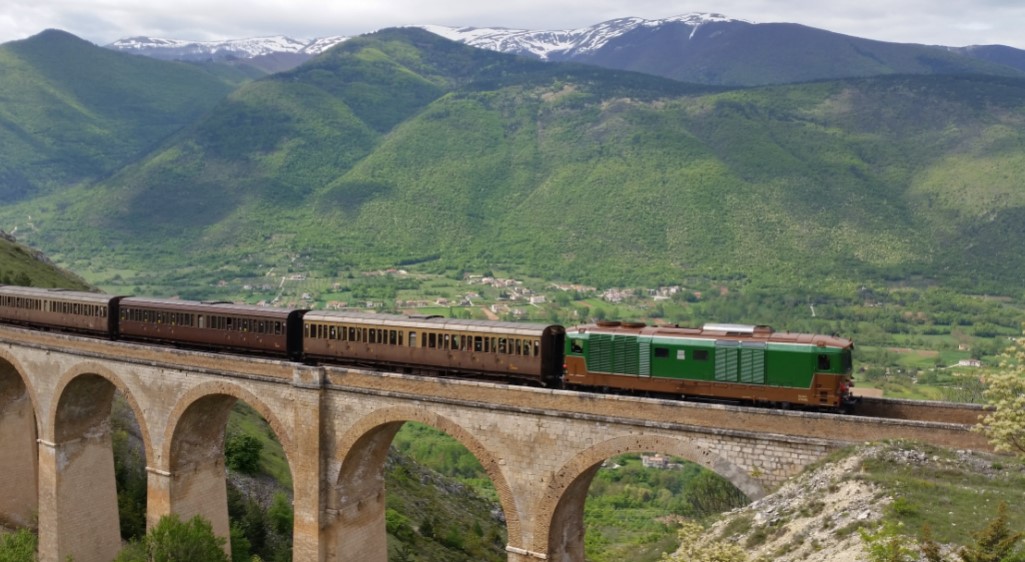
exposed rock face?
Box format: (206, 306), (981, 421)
(707, 450), (884, 562)
(692, 442), (1022, 562)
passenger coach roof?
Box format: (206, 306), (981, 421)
(302, 311), (561, 336)
(119, 297), (296, 318)
(0, 285), (114, 304)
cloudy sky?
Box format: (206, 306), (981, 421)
(2, 0), (1024, 49)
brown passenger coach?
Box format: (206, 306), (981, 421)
(302, 311), (565, 386)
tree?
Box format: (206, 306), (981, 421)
(685, 471), (749, 518)
(956, 502), (1025, 562)
(225, 432), (263, 473)
(229, 521), (252, 562)
(976, 336), (1025, 459)
(266, 492), (293, 537)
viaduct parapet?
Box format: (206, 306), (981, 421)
(0, 325), (990, 561)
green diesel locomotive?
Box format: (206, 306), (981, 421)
(564, 321), (856, 410)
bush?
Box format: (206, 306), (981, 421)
(114, 513), (228, 562)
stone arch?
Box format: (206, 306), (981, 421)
(161, 380), (296, 472)
(0, 349), (40, 528)
(41, 361), (154, 562)
(48, 361), (154, 466)
(328, 406), (522, 560)
(533, 433), (765, 559)
(160, 380), (297, 544)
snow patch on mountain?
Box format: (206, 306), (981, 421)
(106, 35), (349, 60)
(418, 13), (750, 59)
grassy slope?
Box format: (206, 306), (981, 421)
(4, 29), (1025, 295)
(0, 235), (89, 289)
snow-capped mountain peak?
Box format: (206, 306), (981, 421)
(103, 13), (751, 70)
(418, 13), (750, 59)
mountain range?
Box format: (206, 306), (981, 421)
(104, 14), (1025, 85)
(3, 23), (1025, 297)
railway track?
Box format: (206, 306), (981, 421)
(852, 396), (986, 425)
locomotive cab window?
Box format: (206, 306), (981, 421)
(654, 347), (669, 358)
(571, 340), (584, 353)
(693, 349), (709, 361)
(818, 354), (831, 371)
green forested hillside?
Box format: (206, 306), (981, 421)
(0, 30), (243, 202)
(3, 28), (1025, 295)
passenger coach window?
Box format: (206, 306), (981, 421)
(409, 331), (417, 347)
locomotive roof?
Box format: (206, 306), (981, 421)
(120, 297), (298, 318)
(569, 321), (853, 348)
(0, 285), (115, 305)
(303, 310), (563, 337)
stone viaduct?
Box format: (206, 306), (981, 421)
(0, 324), (990, 562)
